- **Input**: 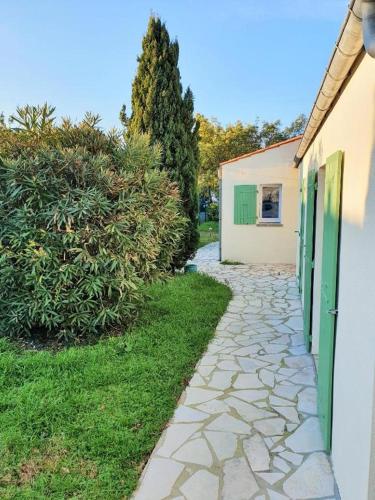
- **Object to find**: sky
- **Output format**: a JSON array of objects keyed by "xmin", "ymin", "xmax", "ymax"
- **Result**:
[{"xmin": 1, "ymin": 0, "xmax": 348, "ymax": 130}]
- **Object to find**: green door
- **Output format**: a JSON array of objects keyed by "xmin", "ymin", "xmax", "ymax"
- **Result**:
[
  {"xmin": 302, "ymin": 169, "xmax": 316, "ymax": 351},
  {"xmin": 318, "ymin": 150, "xmax": 343, "ymax": 451},
  {"xmin": 298, "ymin": 179, "xmax": 305, "ymax": 293}
]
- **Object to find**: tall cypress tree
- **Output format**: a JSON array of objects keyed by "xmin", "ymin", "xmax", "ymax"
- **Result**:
[{"xmin": 127, "ymin": 16, "xmax": 199, "ymax": 267}]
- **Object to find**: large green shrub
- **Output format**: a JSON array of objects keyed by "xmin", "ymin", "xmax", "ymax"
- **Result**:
[{"xmin": 0, "ymin": 135, "xmax": 186, "ymax": 341}]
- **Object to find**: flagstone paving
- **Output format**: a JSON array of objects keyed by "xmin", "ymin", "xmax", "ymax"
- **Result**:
[{"xmin": 132, "ymin": 243, "xmax": 339, "ymax": 500}]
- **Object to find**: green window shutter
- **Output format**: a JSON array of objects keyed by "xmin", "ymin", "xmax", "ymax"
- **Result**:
[{"xmin": 234, "ymin": 185, "xmax": 257, "ymax": 224}]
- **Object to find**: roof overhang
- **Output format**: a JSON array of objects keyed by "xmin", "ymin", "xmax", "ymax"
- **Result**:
[{"xmin": 294, "ymin": 0, "xmax": 375, "ymax": 167}]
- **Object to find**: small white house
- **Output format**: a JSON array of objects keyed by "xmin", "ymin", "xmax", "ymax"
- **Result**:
[
  {"xmin": 296, "ymin": 1, "xmax": 375, "ymax": 499},
  {"xmin": 219, "ymin": 136, "xmax": 301, "ymax": 264}
]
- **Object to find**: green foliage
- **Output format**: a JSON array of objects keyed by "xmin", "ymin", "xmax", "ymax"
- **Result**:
[
  {"xmin": 220, "ymin": 260, "xmax": 244, "ymax": 265},
  {"xmin": 197, "ymin": 113, "xmax": 306, "ymax": 193},
  {"xmin": 9, "ymin": 103, "xmax": 56, "ymax": 132},
  {"xmin": 198, "ymin": 221, "xmax": 219, "ymax": 249},
  {"xmin": 0, "ymin": 273, "xmax": 231, "ymax": 498},
  {"xmin": 127, "ymin": 16, "xmax": 199, "ymax": 268},
  {"xmin": 207, "ymin": 202, "xmax": 219, "ymax": 221},
  {"xmin": 0, "ymin": 132, "xmax": 186, "ymax": 341},
  {"xmin": 0, "ymin": 107, "xmax": 121, "ymax": 159}
]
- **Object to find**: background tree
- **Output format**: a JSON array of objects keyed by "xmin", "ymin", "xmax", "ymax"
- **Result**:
[
  {"xmin": 126, "ymin": 16, "xmax": 199, "ymax": 267},
  {"xmin": 198, "ymin": 114, "xmax": 306, "ymax": 194}
]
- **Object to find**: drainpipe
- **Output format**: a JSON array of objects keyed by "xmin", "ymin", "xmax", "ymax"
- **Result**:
[
  {"xmin": 293, "ymin": 0, "xmax": 363, "ymax": 166},
  {"xmin": 362, "ymin": 0, "xmax": 375, "ymax": 56},
  {"xmin": 294, "ymin": 0, "xmax": 375, "ymax": 166},
  {"xmin": 218, "ymin": 166, "xmax": 222, "ymax": 261}
]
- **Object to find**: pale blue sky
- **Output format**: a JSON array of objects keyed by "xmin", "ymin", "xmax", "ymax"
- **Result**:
[{"xmin": 1, "ymin": 0, "xmax": 347, "ymax": 129}]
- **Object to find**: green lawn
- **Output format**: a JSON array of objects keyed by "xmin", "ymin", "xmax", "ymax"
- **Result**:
[
  {"xmin": 198, "ymin": 220, "xmax": 219, "ymax": 248},
  {"xmin": 0, "ymin": 274, "xmax": 231, "ymax": 499}
]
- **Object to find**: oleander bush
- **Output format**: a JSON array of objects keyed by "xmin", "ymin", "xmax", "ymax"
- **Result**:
[{"xmin": 0, "ymin": 134, "xmax": 186, "ymax": 341}]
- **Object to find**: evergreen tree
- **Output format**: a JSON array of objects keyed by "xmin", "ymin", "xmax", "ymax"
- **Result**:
[{"xmin": 127, "ymin": 16, "xmax": 199, "ymax": 267}]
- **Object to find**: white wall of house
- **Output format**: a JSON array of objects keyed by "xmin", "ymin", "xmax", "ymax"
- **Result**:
[
  {"xmin": 300, "ymin": 52, "xmax": 375, "ymax": 500},
  {"xmin": 220, "ymin": 139, "xmax": 300, "ymax": 264}
]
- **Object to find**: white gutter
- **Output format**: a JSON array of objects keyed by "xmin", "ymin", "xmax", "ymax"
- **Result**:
[{"xmin": 294, "ymin": 0, "xmax": 365, "ymax": 165}]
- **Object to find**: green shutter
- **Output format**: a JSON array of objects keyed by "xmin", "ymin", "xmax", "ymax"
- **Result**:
[
  {"xmin": 318, "ymin": 150, "xmax": 343, "ymax": 451},
  {"xmin": 234, "ymin": 185, "xmax": 257, "ymax": 224}
]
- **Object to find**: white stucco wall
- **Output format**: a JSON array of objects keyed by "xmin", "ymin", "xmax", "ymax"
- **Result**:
[
  {"xmin": 300, "ymin": 53, "xmax": 375, "ymax": 500},
  {"xmin": 220, "ymin": 139, "xmax": 300, "ymax": 264}
]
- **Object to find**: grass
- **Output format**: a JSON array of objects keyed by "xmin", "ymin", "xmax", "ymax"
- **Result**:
[
  {"xmin": 0, "ymin": 273, "xmax": 231, "ymax": 499},
  {"xmin": 220, "ymin": 260, "xmax": 244, "ymax": 266},
  {"xmin": 198, "ymin": 220, "xmax": 219, "ymax": 248}
]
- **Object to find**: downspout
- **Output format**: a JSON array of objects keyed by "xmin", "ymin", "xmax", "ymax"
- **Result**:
[
  {"xmin": 294, "ymin": 0, "xmax": 363, "ymax": 166},
  {"xmin": 362, "ymin": 0, "xmax": 375, "ymax": 56},
  {"xmin": 218, "ymin": 166, "xmax": 222, "ymax": 261},
  {"xmin": 294, "ymin": 0, "xmax": 375, "ymax": 167}
]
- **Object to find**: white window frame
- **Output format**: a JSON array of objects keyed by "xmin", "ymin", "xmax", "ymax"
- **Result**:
[{"xmin": 258, "ymin": 184, "xmax": 282, "ymax": 223}]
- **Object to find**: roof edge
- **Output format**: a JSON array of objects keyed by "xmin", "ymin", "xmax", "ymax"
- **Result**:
[
  {"xmin": 219, "ymin": 135, "xmax": 303, "ymax": 166},
  {"xmin": 294, "ymin": 0, "xmax": 364, "ymax": 166}
]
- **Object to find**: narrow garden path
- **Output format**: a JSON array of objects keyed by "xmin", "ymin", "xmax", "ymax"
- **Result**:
[{"xmin": 132, "ymin": 243, "xmax": 338, "ymax": 500}]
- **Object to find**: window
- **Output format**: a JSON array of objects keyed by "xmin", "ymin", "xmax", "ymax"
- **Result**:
[{"xmin": 259, "ymin": 184, "xmax": 282, "ymax": 223}]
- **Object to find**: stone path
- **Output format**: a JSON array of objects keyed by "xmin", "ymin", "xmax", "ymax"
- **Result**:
[{"xmin": 132, "ymin": 243, "xmax": 338, "ymax": 500}]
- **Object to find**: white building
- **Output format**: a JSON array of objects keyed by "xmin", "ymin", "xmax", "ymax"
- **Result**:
[
  {"xmin": 219, "ymin": 136, "xmax": 301, "ymax": 264},
  {"xmin": 296, "ymin": 1, "xmax": 375, "ymax": 498}
]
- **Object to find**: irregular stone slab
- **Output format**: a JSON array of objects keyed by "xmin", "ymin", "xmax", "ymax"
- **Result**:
[
  {"xmin": 238, "ymin": 357, "xmax": 270, "ymax": 372},
  {"xmin": 263, "ymin": 344, "xmax": 287, "ymax": 354},
  {"xmin": 285, "ymin": 417, "xmax": 324, "ymax": 452},
  {"xmin": 254, "ymin": 417, "xmax": 286, "ymax": 436},
  {"xmin": 199, "ymin": 354, "xmax": 217, "ymax": 365},
  {"xmin": 258, "ymin": 354, "xmax": 285, "ymax": 364},
  {"xmin": 273, "ymin": 384, "xmax": 301, "ymax": 400},
  {"xmin": 184, "ymin": 387, "xmax": 223, "ymax": 406},
  {"xmin": 206, "ymin": 413, "xmax": 251, "ymax": 434},
  {"xmin": 208, "ymin": 370, "xmax": 235, "ymax": 390},
  {"xmin": 189, "ymin": 373, "xmax": 206, "ymax": 387},
  {"xmin": 285, "ymin": 316, "xmax": 303, "ymax": 330},
  {"xmin": 134, "ymin": 457, "xmax": 184, "ymax": 500},
  {"xmin": 196, "ymin": 399, "xmax": 229, "ymax": 414},
  {"xmin": 173, "ymin": 406, "xmax": 208, "ymax": 423},
  {"xmin": 272, "ymin": 405, "xmax": 300, "ymax": 424},
  {"xmin": 198, "ymin": 365, "xmax": 215, "ymax": 377},
  {"xmin": 157, "ymin": 423, "xmax": 202, "ymax": 457},
  {"xmin": 218, "ymin": 360, "xmax": 240, "ymax": 371},
  {"xmin": 180, "ymin": 470, "xmax": 219, "ymax": 500},
  {"xmin": 290, "ymin": 333, "xmax": 305, "ymax": 346},
  {"xmin": 223, "ymin": 457, "xmax": 259, "ymax": 499},
  {"xmin": 269, "ymin": 395, "xmax": 295, "ymax": 406},
  {"xmin": 233, "ymin": 373, "xmax": 264, "ymax": 389},
  {"xmin": 284, "ymin": 355, "xmax": 313, "ymax": 369},
  {"xmin": 289, "ymin": 423, "xmax": 299, "ymax": 432},
  {"xmin": 267, "ymin": 489, "xmax": 289, "ymax": 500},
  {"xmin": 173, "ymin": 437, "xmax": 212, "ymax": 467},
  {"xmin": 288, "ymin": 345, "xmax": 307, "ymax": 356},
  {"xmin": 205, "ymin": 430, "xmax": 237, "ymax": 461},
  {"xmin": 283, "ymin": 452, "xmax": 335, "ymax": 498},
  {"xmin": 226, "ymin": 397, "xmax": 276, "ymax": 421},
  {"xmin": 256, "ymin": 472, "xmax": 284, "ymax": 485},
  {"xmin": 297, "ymin": 387, "xmax": 317, "ymax": 414},
  {"xmin": 278, "ymin": 367, "xmax": 297, "ymax": 376},
  {"xmin": 230, "ymin": 389, "xmax": 269, "ymax": 403},
  {"xmin": 259, "ymin": 368, "xmax": 275, "ymax": 387},
  {"xmin": 243, "ymin": 433, "xmax": 270, "ymax": 471},
  {"xmin": 278, "ymin": 450, "xmax": 303, "ymax": 465},
  {"xmin": 233, "ymin": 344, "xmax": 263, "ymax": 355},
  {"xmin": 289, "ymin": 367, "xmax": 316, "ymax": 386},
  {"xmin": 273, "ymin": 456, "xmax": 291, "ymax": 473}
]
